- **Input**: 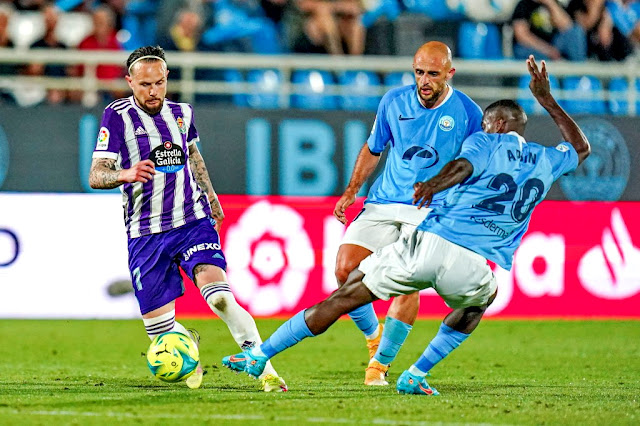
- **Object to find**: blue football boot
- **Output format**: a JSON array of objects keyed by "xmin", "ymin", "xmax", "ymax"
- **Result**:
[
  {"xmin": 396, "ymin": 370, "xmax": 439, "ymax": 396},
  {"xmin": 222, "ymin": 351, "xmax": 248, "ymax": 373}
]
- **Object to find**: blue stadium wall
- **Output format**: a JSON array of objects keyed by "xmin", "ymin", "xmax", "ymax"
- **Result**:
[{"xmin": 0, "ymin": 105, "xmax": 637, "ymax": 201}]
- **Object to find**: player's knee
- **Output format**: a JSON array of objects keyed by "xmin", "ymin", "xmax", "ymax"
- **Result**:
[
  {"xmin": 396, "ymin": 292, "xmax": 419, "ymax": 306},
  {"xmin": 335, "ymin": 257, "xmax": 360, "ymax": 286},
  {"xmin": 334, "ymin": 264, "xmax": 350, "ymax": 286},
  {"xmin": 193, "ymin": 264, "xmax": 225, "ymax": 286},
  {"xmin": 486, "ymin": 289, "xmax": 498, "ymax": 307}
]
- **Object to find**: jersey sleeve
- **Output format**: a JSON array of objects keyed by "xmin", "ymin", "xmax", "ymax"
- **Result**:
[
  {"xmin": 187, "ymin": 104, "xmax": 200, "ymax": 146},
  {"xmin": 456, "ymin": 132, "xmax": 492, "ymax": 180},
  {"xmin": 92, "ymin": 107, "xmax": 124, "ymax": 160},
  {"xmin": 366, "ymin": 92, "xmax": 392, "ymax": 154},
  {"xmin": 459, "ymin": 93, "xmax": 483, "ymax": 138},
  {"xmin": 545, "ymin": 142, "xmax": 579, "ymax": 180},
  {"xmin": 466, "ymin": 106, "xmax": 483, "ymax": 137}
]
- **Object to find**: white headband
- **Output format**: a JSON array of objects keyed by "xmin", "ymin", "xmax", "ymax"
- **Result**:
[{"xmin": 127, "ymin": 55, "xmax": 166, "ymax": 74}]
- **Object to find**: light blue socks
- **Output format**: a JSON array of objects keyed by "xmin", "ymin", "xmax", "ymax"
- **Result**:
[
  {"xmin": 373, "ymin": 316, "xmax": 412, "ymax": 365},
  {"xmin": 412, "ymin": 322, "xmax": 469, "ymax": 376},
  {"xmin": 259, "ymin": 310, "xmax": 315, "ymax": 358},
  {"xmin": 348, "ymin": 303, "xmax": 379, "ymax": 337}
]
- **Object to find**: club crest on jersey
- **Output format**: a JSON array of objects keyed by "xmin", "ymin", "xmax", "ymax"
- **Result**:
[
  {"xmin": 176, "ymin": 117, "xmax": 187, "ymax": 134},
  {"xmin": 438, "ymin": 115, "xmax": 455, "ymax": 131},
  {"xmin": 151, "ymin": 141, "xmax": 186, "ymax": 173},
  {"xmin": 95, "ymin": 127, "xmax": 110, "ymax": 150}
]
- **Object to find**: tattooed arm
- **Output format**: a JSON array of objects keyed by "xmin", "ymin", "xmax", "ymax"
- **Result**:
[
  {"xmin": 89, "ymin": 158, "xmax": 156, "ymax": 189},
  {"xmin": 188, "ymin": 144, "xmax": 225, "ymax": 230}
]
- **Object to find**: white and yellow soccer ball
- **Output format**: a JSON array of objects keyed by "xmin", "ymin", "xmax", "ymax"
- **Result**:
[{"xmin": 146, "ymin": 332, "xmax": 199, "ymax": 382}]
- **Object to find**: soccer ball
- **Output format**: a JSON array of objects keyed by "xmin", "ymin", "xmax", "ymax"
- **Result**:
[{"xmin": 146, "ymin": 332, "xmax": 199, "ymax": 382}]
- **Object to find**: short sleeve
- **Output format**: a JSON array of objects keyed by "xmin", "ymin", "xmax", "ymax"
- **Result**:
[
  {"xmin": 187, "ymin": 104, "xmax": 199, "ymax": 146},
  {"xmin": 456, "ymin": 132, "xmax": 492, "ymax": 180},
  {"xmin": 92, "ymin": 107, "xmax": 124, "ymax": 160},
  {"xmin": 463, "ymin": 99, "xmax": 483, "ymax": 138},
  {"xmin": 366, "ymin": 94, "xmax": 392, "ymax": 154},
  {"xmin": 545, "ymin": 142, "xmax": 579, "ymax": 180}
]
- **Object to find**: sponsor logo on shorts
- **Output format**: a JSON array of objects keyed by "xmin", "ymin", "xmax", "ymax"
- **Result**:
[{"xmin": 183, "ymin": 242, "xmax": 222, "ymax": 261}]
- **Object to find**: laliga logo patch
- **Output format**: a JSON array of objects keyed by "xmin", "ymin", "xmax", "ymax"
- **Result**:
[
  {"xmin": 150, "ymin": 141, "xmax": 185, "ymax": 173},
  {"xmin": 95, "ymin": 127, "xmax": 110, "ymax": 150},
  {"xmin": 438, "ymin": 115, "xmax": 455, "ymax": 131},
  {"xmin": 176, "ymin": 117, "xmax": 187, "ymax": 134},
  {"xmin": 225, "ymin": 201, "xmax": 314, "ymax": 316}
]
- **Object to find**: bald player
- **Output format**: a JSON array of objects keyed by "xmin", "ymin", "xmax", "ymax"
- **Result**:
[
  {"xmin": 223, "ymin": 55, "xmax": 590, "ymax": 395},
  {"xmin": 331, "ymin": 41, "xmax": 483, "ymax": 385}
]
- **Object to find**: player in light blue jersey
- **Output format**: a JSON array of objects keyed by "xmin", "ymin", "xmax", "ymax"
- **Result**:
[
  {"xmin": 332, "ymin": 41, "xmax": 483, "ymax": 385},
  {"xmin": 222, "ymin": 56, "xmax": 590, "ymax": 395}
]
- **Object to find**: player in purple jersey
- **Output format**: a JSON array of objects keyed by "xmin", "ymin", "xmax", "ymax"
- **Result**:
[
  {"xmin": 223, "ymin": 56, "xmax": 590, "ymax": 395},
  {"xmin": 88, "ymin": 45, "xmax": 287, "ymax": 392},
  {"xmin": 332, "ymin": 41, "xmax": 483, "ymax": 386}
]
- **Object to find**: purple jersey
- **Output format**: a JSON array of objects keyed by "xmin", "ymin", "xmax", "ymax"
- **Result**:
[{"xmin": 92, "ymin": 97, "xmax": 211, "ymax": 238}]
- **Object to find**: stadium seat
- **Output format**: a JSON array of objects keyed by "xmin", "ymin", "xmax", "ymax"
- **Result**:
[
  {"xmin": 338, "ymin": 70, "xmax": 382, "ymax": 111},
  {"xmin": 401, "ymin": 0, "xmax": 464, "ymax": 20},
  {"xmin": 246, "ymin": 69, "xmax": 283, "ymax": 109},
  {"xmin": 517, "ymin": 74, "xmax": 561, "ymax": 115},
  {"xmin": 8, "ymin": 12, "xmax": 44, "ymax": 49},
  {"xmin": 562, "ymin": 76, "xmax": 607, "ymax": 115},
  {"xmin": 121, "ymin": 1, "xmax": 157, "ymax": 50},
  {"xmin": 457, "ymin": 21, "xmax": 503, "ymax": 59},
  {"xmin": 223, "ymin": 69, "xmax": 247, "ymax": 107},
  {"xmin": 55, "ymin": 0, "xmax": 83, "ymax": 11},
  {"xmin": 608, "ymin": 77, "xmax": 640, "ymax": 115},
  {"xmin": 291, "ymin": 70, "xmax": 338, "ymax": 110},
  {"xmin": 55, "ymin": 13, "xmax": 93, "ymax": 48},
  {"xmin": 384, "ymin": 71, "xmax": 414, "ymax": 88},
  {"xmin": 361, "ymin": 0, "xmax": 401, "ymax": 28},
  {"xmin": 202, "ymin": 0, "xmax": 282, "ymax": 54}
]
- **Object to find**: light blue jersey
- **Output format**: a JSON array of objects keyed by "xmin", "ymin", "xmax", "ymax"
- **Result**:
[
  {"xmin": 366, "ymin": 84, "xmax": 482, "ymax": 207},
  {"xmin": 418, "ymin": 131, "xmax": 579, "ymax": 270}
]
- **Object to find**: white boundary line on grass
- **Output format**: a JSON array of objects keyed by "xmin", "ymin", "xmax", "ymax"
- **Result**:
[{"xmin": 11, "ymin": 409, "xmax": 502, "ymax": 425}]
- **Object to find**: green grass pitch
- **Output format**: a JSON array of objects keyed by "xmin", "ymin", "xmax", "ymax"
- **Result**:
[{"xmin": 0, "ymin": 319, "xmax": 638, "ymax": 425}]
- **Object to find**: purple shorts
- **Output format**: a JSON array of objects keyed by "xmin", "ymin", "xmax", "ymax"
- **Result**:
[{"xmin": 128, "ymin": 217, "xmax": 227, "ymax": 315}]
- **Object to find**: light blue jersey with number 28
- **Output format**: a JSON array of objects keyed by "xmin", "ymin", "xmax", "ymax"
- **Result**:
[{"xmin": 418, "ymin": 131, "xmax": 579, "ymax": 270}]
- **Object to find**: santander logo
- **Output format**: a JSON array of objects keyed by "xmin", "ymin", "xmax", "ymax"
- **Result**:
[{"xmin": 578, "ymin": 209, "xmax": 640, "ymax": 299}]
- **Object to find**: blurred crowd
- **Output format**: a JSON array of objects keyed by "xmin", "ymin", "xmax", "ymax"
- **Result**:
[{"xmin": 0, "ymin": 0, "xmax": 638, "ymax": 106}]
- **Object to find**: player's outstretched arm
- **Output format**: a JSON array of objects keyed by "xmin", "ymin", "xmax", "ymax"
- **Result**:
[
  {"xmin": 89, "ymin": 158, "xmax": 156, "ymax": 189},
  {"xmin": 188, "ymin": 144, "xmax": 224, "ymax": 231},
  {"xmin": 413, "ymin": 158, "xmax": 473, "ymax": 208},
  {"xmin": 527, "ymin": 55, "xmax": 591, "ymax": 164},
  {"xmin": 333, "ymin": 142, "xmax": 381, "ymax": 225}
]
